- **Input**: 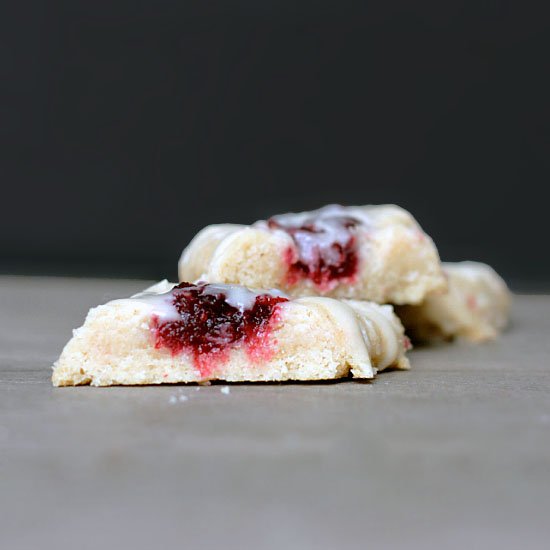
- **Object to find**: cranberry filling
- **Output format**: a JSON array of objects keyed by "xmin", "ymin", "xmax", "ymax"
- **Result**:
[
  {"xmin": 151, "ymin": 282, "xmax": 288, "ymax": 373},
  {"xmin": 268, "ymin": 213, "xmax": 360, "ymax": 289}
]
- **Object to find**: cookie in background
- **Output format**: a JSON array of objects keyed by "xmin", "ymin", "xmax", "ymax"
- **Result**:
[
  {"xmin": 396, "ymin": 261, "xmax": 511, "ymax": 343},
  {"xmin": 179, "ymin": 204, "xmax": 447, "ymax": 306}
]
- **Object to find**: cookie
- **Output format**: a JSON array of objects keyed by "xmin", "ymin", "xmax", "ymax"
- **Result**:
[
  {"xmin": 179, "ymin": 204, "xmax": 446, "ymax": 305},
  {"xmin": 397, "ymin": 261, "xmax": 511, "ymax": 342},
  {"xmin": 52, "ymin": 280, "xmax": 410, "ymax": 386}
]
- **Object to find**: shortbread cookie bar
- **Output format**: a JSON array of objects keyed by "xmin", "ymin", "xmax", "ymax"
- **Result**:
[
  {"xmin": 179, "ymin": 205, "xmax": 446, "ymax": 305},
  {"xmin": 397, "ymin": 261, "xmax": 510, "ymax": 342},
  {"xmin": 52, "ymin": 280, "xmax": 410, "ymax": 387}
]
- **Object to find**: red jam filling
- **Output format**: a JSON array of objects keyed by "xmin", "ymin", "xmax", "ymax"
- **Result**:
[
  {"xmin": 151, "ymin": 282, "xmax": 288, "ymax": 375},
  {"xmin": 268, "ymin": 213, "xmax": 360, "ymax": 289}
]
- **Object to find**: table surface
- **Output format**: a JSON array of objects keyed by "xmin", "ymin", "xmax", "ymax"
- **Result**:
[{"xmin": 1, "ymin": 276, "xmax": 549, "ymax": 550}]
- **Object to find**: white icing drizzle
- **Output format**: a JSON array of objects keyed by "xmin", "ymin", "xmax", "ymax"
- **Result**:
[
  {"xmin": 199, "ymin": 283, "xmax": 288, "ymax": 311},
  {"xmin": 255, "ymin": 205, "xmax": 372, "ymax": 268},
  {"xmin": 131, "ymin": 280, "xmax": 288, "ymax": 318},
  {"xmin": 290, "ymin": 218, "xmax": 353, "ymax": 265},
  {"xmin": 295, "ymin": 296, "xmax": 374, "ymax": 377},
  {"xmin": 296, "ymin": 296, "xmax": 405, "ymax": 374},
  {"xmin": 133, "ymin": 280, "xmax": 177, "ymax": 297},
  {"xmin": 344, "ymin": 301, "xmax": 401, "ymax": 369},
  {"xmin": 268, "ymin": 204, "xmax": 372, "ymax": 228},
  {"xmin": 131, "ymin": 280, "xmax": 180, "ymax": 321}
]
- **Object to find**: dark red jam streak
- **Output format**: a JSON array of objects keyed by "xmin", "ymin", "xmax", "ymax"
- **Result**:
[
  {"xmin": 268, "ymin": 215, "xmax": 360, "ymax": 290},
  {"xmin": 151, "ymin": 282, "xmax": 288, "ymax": 376}
]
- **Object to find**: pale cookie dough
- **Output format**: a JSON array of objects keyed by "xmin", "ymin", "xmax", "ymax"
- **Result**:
[
  {"xmin": 397, "ymin": 261, "xmax": 511, "ymax": 343},
  {"xmin": 52, "ymin": 280, "xmax": 410, "ymax": 387},
  {"xmin": 179, "ymin": 204, "xmax": 447, "ymax": 305}
]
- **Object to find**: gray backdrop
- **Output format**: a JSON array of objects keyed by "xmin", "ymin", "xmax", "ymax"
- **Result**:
[{"xmin": 2, "ymin": 1, "xmax": 547, "ymax": 288}]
